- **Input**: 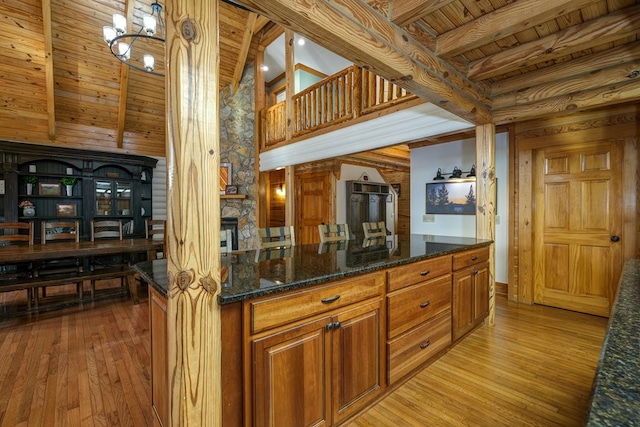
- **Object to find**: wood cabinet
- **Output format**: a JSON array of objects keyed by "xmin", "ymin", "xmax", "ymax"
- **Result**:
[
  {"xmin": 0, "ymin": 141, "xmax": 156, "ymax": 241},
  {"xmin": 248, "ymin": 272, "xmax": 385, "ymax": 427},
  {"xmin": 386, "ymin": 255, "xmax": 452, "ymax": 384},
  {"xmin": 452, "ymin": 247, "xmax": 490, "ymax": 342},
  {"xmin": 149, "ymin": 286, "xmax": 168, "ymax": 427},
  {"xmin": 346, "ymin": 180, "xmax": 389, "ymax": 239}
]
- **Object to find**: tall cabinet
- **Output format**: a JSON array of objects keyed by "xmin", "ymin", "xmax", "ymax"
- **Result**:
[
  {"xmin": 346, "ymin": 180, "xmax": 390, "ymax": 239},
  {"xmin": 0, "ymin": 141, "xmax": 157, "ymax": 241}
]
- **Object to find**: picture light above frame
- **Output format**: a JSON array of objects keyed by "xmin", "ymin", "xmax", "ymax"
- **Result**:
[{"xmin": 433, "ymin": 164, "xmax": 475, "ymax": 180}]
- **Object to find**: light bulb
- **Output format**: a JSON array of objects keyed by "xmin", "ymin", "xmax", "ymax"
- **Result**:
[
  {"xmin": 103, "ymin": 26, "xmax": 116, "ymax": 44},
  {"xmin": 143, "ymin": 15, "xmax": 157, "ymax": 36},
  {"xmin": 113, "ymin": 14, "xmax": 127, "ymax": 35},
  {"xmin": 118, "ymin": 42, "xmax": 130, "ymax": 60},
  {"xmin": 143, "ymin": 54, "xmax": 155, "ymax": 72}
]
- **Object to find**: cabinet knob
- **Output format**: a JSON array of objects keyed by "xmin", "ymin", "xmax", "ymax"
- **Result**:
[
  {"xmin": 473, "ymin": 269, "xmax": 479, "ymax": 275},
  {"xmin": 327, "ymin": 322, "xmax": 334, "ymax": 331},
  {"xmin": 419, "ymin": 300, "xmax": 431, "ymax": 308},
  {"xmin": 419, "ymin": 270, "xmax": 431, "ymax": 276},
  {"xmin": 419, "ymin": 340, "xmax": 431, "ymax": 350},
  {"xmin": 471, "ymin": 255, "xmax": 478, "ymax": 261},
  {"xmin": 321, "ymin": 295, "xmax": 340, "ymax": 304}
]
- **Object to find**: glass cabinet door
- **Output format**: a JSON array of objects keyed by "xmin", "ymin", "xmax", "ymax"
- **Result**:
[
  {"xmin": 95, "ymin": 180, "xmax": 113, "ymax": 216},
  {"xmin": 116, "ymin": 181, "xmax": 131, "ymax": 215}
]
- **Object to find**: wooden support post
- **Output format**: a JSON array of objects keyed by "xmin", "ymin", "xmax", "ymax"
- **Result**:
[
  {"xmin": 476, "ymin": 124, "xmax": 496, "ymax": 326},
  {"xmin": 285, "ymin": 29, "xmax": 295, "ymax": 140},
  {"xmin": 165, "ymin": 0, "xmax": 222, "ymax": 425}
]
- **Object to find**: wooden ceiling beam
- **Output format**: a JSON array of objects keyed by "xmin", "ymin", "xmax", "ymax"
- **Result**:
[
  {"xmin": 437, "ymin": 0, "xmax": 595, "ymax": 58},
  {"xmin": 238, "ymin": 0, "xmax": 491, "ymax": 125},
  {"xmin": 468, "ymin": 4, "xmax": 640, "ymax": 81},
  {"xmin": 492, "ymin": 42, "xmax": 640, "ymax": 97},
  {"xmin": 253, "ymin": 15, "xmax": 270, "ymax": 33},
  {"xmin": 390, "ymin": 0, "xmax": 455, "ymax": 27},
  {"xmin": 492, "ymin": 78, "xmax": 640, "ymax": 124},
  {"xmin": 116, "ymin": 0, "xmax": 135, "ymax": 149},
  {"xmin": 231, "ymin": 12, "xmax": 257, "ymax": 93},
  {"xmin": 492, "ymin": 61, "xmax": 640, "ymax": 110},
  {"xmin": 42, "ymin": 0, "xmax": 56, "ymax": 140}
]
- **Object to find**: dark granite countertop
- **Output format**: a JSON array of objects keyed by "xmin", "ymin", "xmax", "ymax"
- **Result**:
[
  {"xmin": 587, "ymin": 258, "xmax": 640, "ymax": 426},
  {"xmin": 134, "ymin": 234, "xmax": 491, "ymax": 305}
]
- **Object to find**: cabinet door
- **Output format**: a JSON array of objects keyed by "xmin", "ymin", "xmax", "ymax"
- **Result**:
[
  {"xmin": 331, "ymin": 299, "xmax": 384, "ymax": 424},
  {"xmin": 452, "ymin": 268, "xmax": 474, "ymax": 341},
  {"xmin": 473, "ymin": 262, "xmax": 490, "ymax": 324},
  {"xmin": 253, "ymin": 317, "xmax": 331, "ymax": 427}
]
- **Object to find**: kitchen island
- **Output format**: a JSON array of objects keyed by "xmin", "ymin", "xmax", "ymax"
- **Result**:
[{"xmin": 136, "ymin": 234, "xmax": 492, "ymax": 426}]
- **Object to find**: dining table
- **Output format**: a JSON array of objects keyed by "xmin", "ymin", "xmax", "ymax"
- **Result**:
[
  {"xmin": 0, "ymin": 238, "xmax": 163, "ymax": 263},
  {"xmin": 0, "ymin": 238, "xmax": 164, "ymax": 306}
]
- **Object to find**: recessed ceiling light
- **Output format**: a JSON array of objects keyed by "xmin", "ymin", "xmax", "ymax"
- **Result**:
[
  {"xmin": 260, "ymin": 64, "xmax": 269, "ymax": 71},
  {"xmin": 297, "ymin": 38, "xmax": 305, "ymax": 46}
]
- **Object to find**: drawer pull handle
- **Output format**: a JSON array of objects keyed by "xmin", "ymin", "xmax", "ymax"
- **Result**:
[
  {"xmin": 420, "ymin": 340, "xmax": 431, "ymax": 350},
  {"xmin": 420, "ymin": 300, "xmax": 431, "ymax": 308},
  {"xmin": 321, "ymin": 295, "xmax": 341, "ymax": 304},
  {"xmin": 471, "ymin": 256, "xmax": 478, "ymax": 261},
  {"xmin": 419, "ymin": 270, "xmax": 431, "ymax": 276}
]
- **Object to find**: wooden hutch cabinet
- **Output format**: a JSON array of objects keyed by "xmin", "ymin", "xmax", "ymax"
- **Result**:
[{"xmin": 0, "ymin": 141, "xmax": 157, "ymax": 241}]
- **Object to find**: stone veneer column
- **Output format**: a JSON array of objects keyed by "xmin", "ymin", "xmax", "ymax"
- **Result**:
[{"xmin": 219, "ymin": 63, "xmax": 256, "ymax": 250}]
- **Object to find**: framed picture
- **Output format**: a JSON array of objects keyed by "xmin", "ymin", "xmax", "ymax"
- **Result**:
[
  {"xmin": 225, "ymin": 185, "xmax": 238, "ymax": 195},
  {"xmin": 39, "ymin": 182, "xmax": 60, "ymax": 196},
  {"xmin": 220, "ymin": 163, "xmax": 232, "ymax": 195},
  {"xmin": 426, "ymin": 179, "xmax": 476, "ymax": 215},
  {"xmin": 56, "ymin": 203, "xmax": 77, "ymax": 217}
]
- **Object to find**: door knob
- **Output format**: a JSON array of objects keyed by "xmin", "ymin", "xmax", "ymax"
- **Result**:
[{"xmin": 610, "ymin": 235, "xmax": 620, "ymax": 242}]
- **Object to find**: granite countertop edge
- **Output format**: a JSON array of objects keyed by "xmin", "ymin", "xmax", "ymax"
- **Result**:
[
  {"xmin": 218, "ymin": 241, "xmax": 490, "ymax": 304},
  {"xmin": 586, "ymin": 258, "xmax": 640, "ymax": 426},
  {"xmin": 135, "ymin": 239, "xmax": 492, "ymax": 305}
]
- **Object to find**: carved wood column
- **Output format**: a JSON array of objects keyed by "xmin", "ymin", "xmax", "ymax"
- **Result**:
[
  {"xmin": 165, "ymin": 0, "xmax": 222, "ymax": 425},
  {"xmin": 476, "ymin": 124, "xmax": 496, "ymax": 326}
]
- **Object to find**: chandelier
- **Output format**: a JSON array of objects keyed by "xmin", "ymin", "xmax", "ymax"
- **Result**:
[{"xmin": 102, "ymin": 1, "xmax": 165, "ymax": 76}]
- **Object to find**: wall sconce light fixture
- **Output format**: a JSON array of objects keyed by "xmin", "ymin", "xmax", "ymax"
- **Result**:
[
  {"xmin": 276, "ymin": 183, "xmax": 286, "ymax": 196},
  {"xmin": 433, "ymin": 164, "xmax": 476, "ymax": 180}
]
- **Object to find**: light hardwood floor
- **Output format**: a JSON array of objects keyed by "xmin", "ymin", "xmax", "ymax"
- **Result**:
[{"xmin": 0, "ymin": 291, "xmax": 607, "ymax": 427}]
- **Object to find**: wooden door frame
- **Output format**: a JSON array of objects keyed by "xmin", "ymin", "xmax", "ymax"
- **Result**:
[{"xmin": 514, "ymin": 131, "xmax": 637, "ymax": 305}]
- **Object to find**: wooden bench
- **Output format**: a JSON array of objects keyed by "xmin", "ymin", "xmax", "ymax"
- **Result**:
[{"xmin": 0, "ymin": 265, "xmax": 142, "ymax": 312}]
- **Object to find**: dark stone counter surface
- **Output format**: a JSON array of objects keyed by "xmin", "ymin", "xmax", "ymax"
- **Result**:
[
  {"xmin": 587, "ymin": 258, "xmax": 640, "ymax": 426},
  {"xmin": 134, "ymin": 234, "xmax": 491, "ymax": 305}
]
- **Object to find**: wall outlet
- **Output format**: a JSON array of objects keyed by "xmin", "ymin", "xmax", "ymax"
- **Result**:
[{"xmin": 423, "ymin": 214, "xmax": 435, "ymax": 222}]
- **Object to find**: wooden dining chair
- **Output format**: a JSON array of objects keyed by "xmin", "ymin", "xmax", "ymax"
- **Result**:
[
  {"xmin": 318, "ymin": 223, "xmax": 350, "ymax": 242},
  {"xmin": 90, "ymin": 219, "xmax": 127, "ymax": 299},
  {"xmin": 220, "ymin": 229, "xmax": 233, "ymax": 254},
  {"xmin": 37, "ymin": 220, "xmax": 83, "ymax": 300},
  {"xmin": 258, "ymin": 226, "xmax": 295, "ymax": 249},
  {"xmin": 145, "ymin": 219, "xmax": 166, "ymax": 259},
  {"xmin": 362, "ymin": 221, "xmax": 387, "ymax": 238},
  {"xmin": 0, "ymin": 222, "xmax": 34, "ymax": 289}
]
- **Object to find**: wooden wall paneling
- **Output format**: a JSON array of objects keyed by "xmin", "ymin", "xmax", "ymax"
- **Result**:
[
  {"xmin": 42, "ymin": 0, "xmax": 55, "ymax": 139},
  {"xmin": 507, "ymin": 125, "xmax": 518, "ymax": 302},
  {"xmin": 164, "ymin": 0, "xmax": 222, "ymax": 424},
  {"xmin": 475, "ymin": 124, "xmax": 496, "ymax": 326},
  {"xmin": 517, "ymin": 148, "xmax": 534, "ymax": 304},
  {"xmin": 623, "ymin": 136, "xmax": 638, "ymax": 259}
]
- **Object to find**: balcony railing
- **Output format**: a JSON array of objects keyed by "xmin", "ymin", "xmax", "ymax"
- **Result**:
[{"xmin": 260, "ymin": 65, "xmax": 417, "ymax": 149}]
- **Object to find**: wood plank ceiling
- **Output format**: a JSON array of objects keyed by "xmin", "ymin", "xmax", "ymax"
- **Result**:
[{"xmin": 1, "ymin": 0, "xmax": 639, "ymax": 158}]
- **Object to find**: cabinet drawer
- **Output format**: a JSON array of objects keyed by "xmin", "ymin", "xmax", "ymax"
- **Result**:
[
  {"xmin": 452, "ymin": 246, "xmax": 489, "ymax": 271},
  {"xmin": 387, "ymin": 255, "xmax": 451, "ymax": 292},
  {"xmin": 250, "ymin": 272, "xmax": 384, "ymax": 334},
  {"xmin": 387, "ymin": 275, "xmax": 451, "ymax": 339},
  {"xmin": 387, "ymin": 311, "xmax": 451, "ymax": 385}
]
